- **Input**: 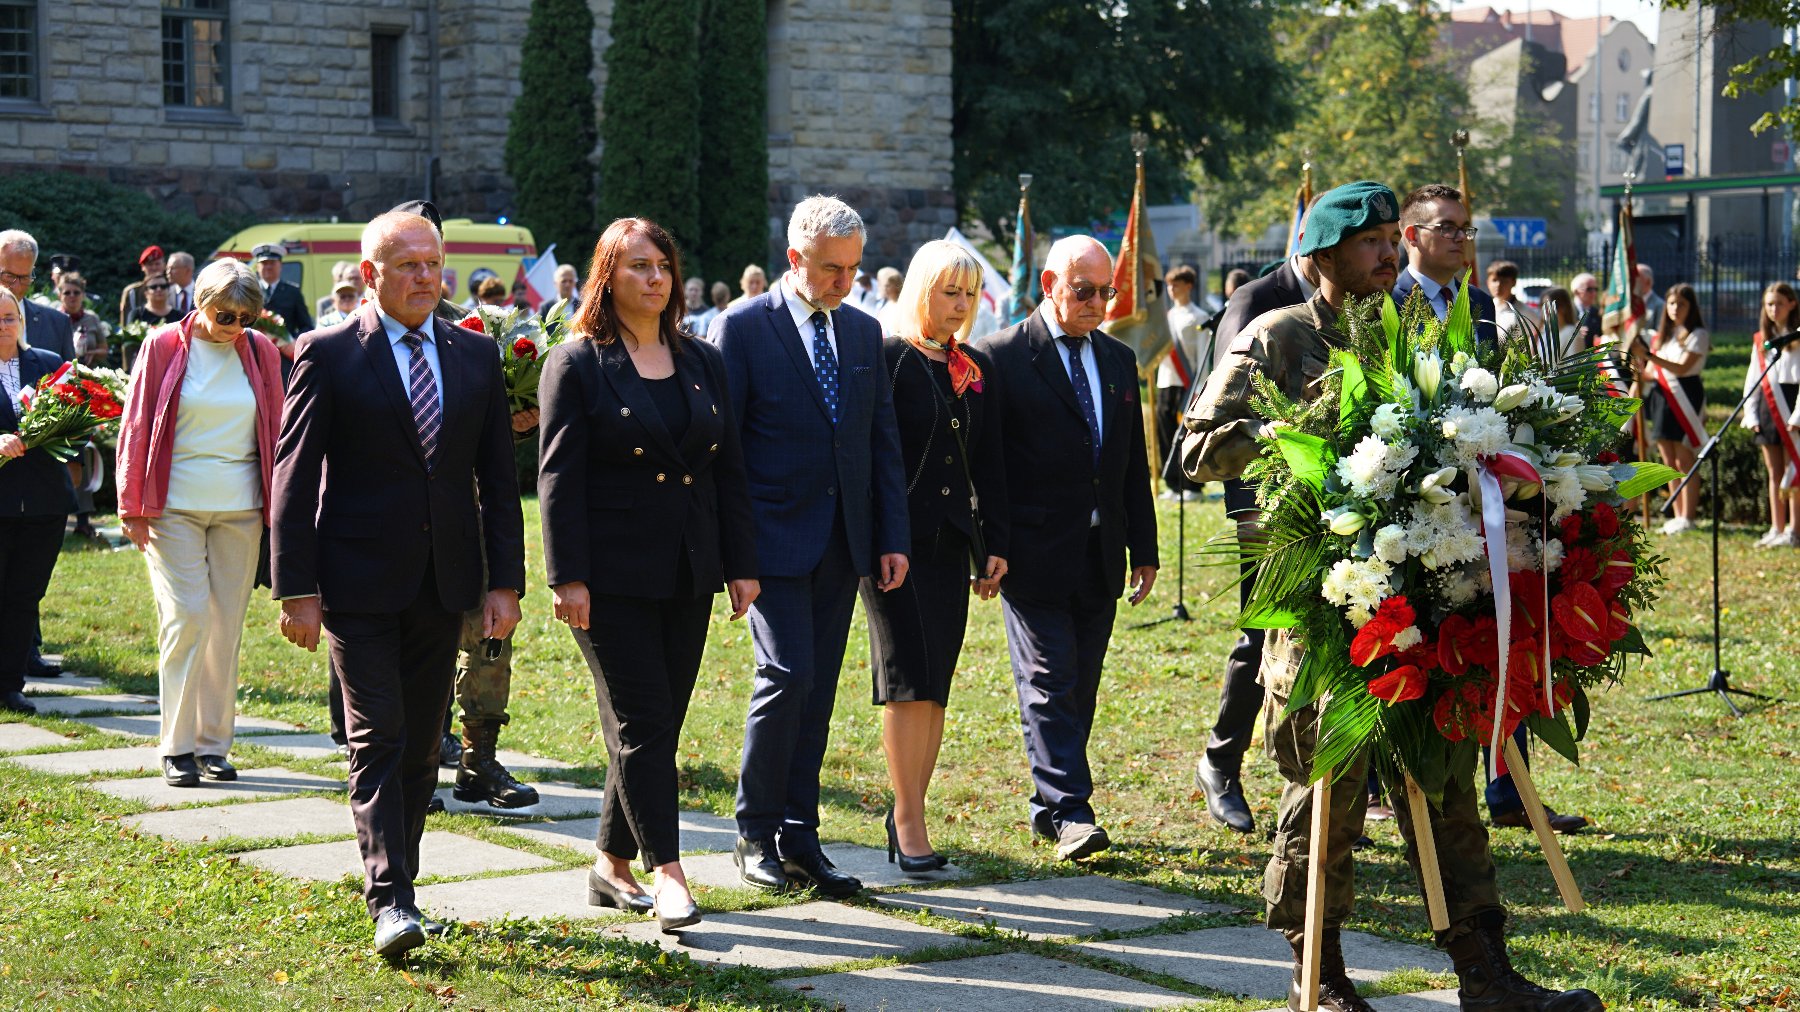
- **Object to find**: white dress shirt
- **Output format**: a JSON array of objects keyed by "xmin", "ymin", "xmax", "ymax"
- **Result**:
[
  {"xmin": 782, "ymin": 274, "xmax": 838, "ymax": 369},
  {"xmin": 376, "ymin": 307, "xmax": 444, "ymax": 407},
  {"xmin": 1405, "ymin": 266, "xmax": 1459, "ymax": 320}
]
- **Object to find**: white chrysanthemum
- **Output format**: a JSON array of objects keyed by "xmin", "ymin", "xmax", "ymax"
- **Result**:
[
  {"xmin": 1544, "ymin": 538, "xmax": 1565, "ymax": 572},
  {"xmin": 1372, "ymin": 524, "xmax": 1408, "ymax": 564},
  {"xmin": 1370, "ymin": 403, "xmax": 1407, "ymax": 439},
  {"xmin": 1346, "ymin": 604, "xmax": 1375, "ymax": 628},
  {"xmin": 1392, "ymin": 626, "xmax": 1423, "ymax": 652},
  {"xmin": 1321, "ymin": 557, "xmax": 1393, "ymax": 615},
  {"xmin": 1438, "ymin": 406, "xmax": 1512, "ymax": 468},
  {"xmin": 1440, "ymin": 569, "xmax": 1479, "ymax": 607},
  {"xmin": 1540, "ymin": 464, "xmax": 1587, "ymax": 520},
  {"xmin": 1334, "ymin": 434, "xmax": 1418, "ymax": 499},
  {"xmin": 1505, "ymin": 524, "xmax": 1539, "ymax": 573},
  {"xmin": 1460, "ymin": 367, "xmax": 1499, "ymax": 402},
  {"xmin": 1406, "ymin": 499, "xmax": 1484, "ymax": 570}
]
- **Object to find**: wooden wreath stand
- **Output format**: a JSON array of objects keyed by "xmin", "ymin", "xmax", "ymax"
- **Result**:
[{"xmin": 1293, "ymin": 740, "xmax": 1585, "ymax": 1011}]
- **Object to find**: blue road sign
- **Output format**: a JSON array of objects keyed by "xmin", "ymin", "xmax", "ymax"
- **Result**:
[{"xmin": 1491, "ymin": 217, "xmax": 1547, "ymax": 248}]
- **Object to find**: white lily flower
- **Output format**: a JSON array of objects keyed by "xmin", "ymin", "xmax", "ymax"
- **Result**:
[
  {"xmin": 1493, "ymin": 384, "xmax": 1531, "ymax": 412},
  {"xmin": 1575, "ymin": 464, "xmax": 1616, "ymax": 491},
  {"xmin": 1418, "ymin": 466, "xmax": 1458, "ymax": 504},
  {"xmin": 1328, "ymin": 510, "xmax": 1368, "ymax": 536},
  {"xmin": 1413, "ymin": 352, "xmax": 1443, "ymax": 402},
  {"xmin": 1513, "ymin": 422, "xmax": 1535, "ymax": 447}
]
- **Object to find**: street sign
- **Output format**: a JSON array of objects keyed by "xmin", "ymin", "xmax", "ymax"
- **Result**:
[
  {"xmin": 1665, "ymin": 144, "xmax": 1685, "ymax": 177},
  {"xmin": 1774, "ymin": 140, "xmax": 1791, "ymax": 165},
  {"xmin": 1492, "ymin": 217, "xmax": 1547, "ymax": 248}
]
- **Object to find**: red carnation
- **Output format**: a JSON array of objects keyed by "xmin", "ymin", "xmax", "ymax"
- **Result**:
[
  {"xmin": 511, "ymin": 337, "xmax": 538, "ymax": 361},
  {"xmin": 457, "ymin": 312, "xmax": 486, "ymax": 334},
  {"xmin": 1559, "ymin": 513, "xmax": 1582, "ymax": 544},
  {"xmin": 1560, "ymin": 546, "xmax": 1600, "ymax": 584},
  {"xmin": 1592, "ymin": 502, "xmax": 1620, "ymax": 538},
  {"xmin": 1367, "ymin": 664, "xmax": 1427, "ymax": 705},
  {"xmin": 1596, "ymin": 450, "xmax": 1619, "ymax": 464}
]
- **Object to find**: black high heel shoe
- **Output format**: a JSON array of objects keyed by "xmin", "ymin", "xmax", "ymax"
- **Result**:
[
  {"xmin": 886, "ymin": 809, "xmax": 945, "ymax": 876},
  {"xmin": 587, "ymin": 867, "xmax": 655, "ymax": 913}
]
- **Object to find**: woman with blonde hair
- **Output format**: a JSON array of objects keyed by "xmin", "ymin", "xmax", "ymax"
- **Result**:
[
  {"xmin": 860, "ymin": 239, "xmax": 1008, "ymax": 873},
  {"xmin": 1742, "ymin": 281, "xmax": 1800, "ymax": 546},
  {"xmin": 116, "ymin": 257, "xmax": 285, "ymax": 785}
]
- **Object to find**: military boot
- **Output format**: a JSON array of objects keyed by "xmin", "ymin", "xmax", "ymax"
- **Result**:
[
  {"xmin": 1286, "ymin": 930, "xmax": 1376, "ymax": 1012},
  {"xmin": 453, "ymin": 721, "xmax": 540, "ymax": 809},
  {"xmin": 1443, "ymin": 912, "xmax": 1604, "ymax": 1012}
]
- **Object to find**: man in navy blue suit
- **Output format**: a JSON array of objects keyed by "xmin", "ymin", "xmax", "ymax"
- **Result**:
[
  {"xmin": 1390, "ymin": 184, "xmax": 1498, "ymax": 346},
  {"xmin": 712, "ymin": 195, "xmax": 909, "ymax": 898}
]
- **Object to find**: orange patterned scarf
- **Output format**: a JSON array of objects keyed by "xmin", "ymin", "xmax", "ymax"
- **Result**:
[{"xmin": 906, "ymin": 335, "xmax": 983, "ymax": 395}]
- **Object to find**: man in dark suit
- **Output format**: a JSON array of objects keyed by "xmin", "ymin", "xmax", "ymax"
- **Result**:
[
  {"xmin": 1390, "ymin": 184, "xmax": 1498, "ymax": 346},
  {"xmin": 0, "ymin": 231, "xmax": 74, "ymax": 363},
  {"xmin": 1184, "ymin": 250, "xmax": 1320, "ymax": 836},
  {"xmin": 253, "ymin": 244, "xmax": 315, "ymax": 340},
  {"xmin": 976, "ymin": 235, "xmax": 1159, "ymax": 862},
  {"xmin": 271, "ymin": 211, "xmax": 524, "ymax": 958},
  {"xmin": 712, "ymin": 195, "xmax": 909, "ymax": 898}
]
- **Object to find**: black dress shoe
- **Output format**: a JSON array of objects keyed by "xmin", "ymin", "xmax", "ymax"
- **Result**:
[
  {"xmin": 1493, "ymin": 806, "xmax": 1589, "ymax": 834},
  {"xmin": 26, "ymin": 653, "xmax": 61, "ymax": 679},
  {"xmin": 420, "ymin": 915, "xmax": 449, "ymax": 937},
  {"xmin": 426, "ymin": 794, "xmax": 446, "ymax": 815},
  {"xmin": 373, "ymin": 907, "xmax": 426, "ymax": 958},
  {"xmin": 162, "ymin": 754, "xmax": 200, "ymax": 787},
  {"xmin": 780, "ymin": 848, "xmax": 862, "ymax": 898},
  {"xmin": 0, "ymin": 690, "xmax": 37, "ymax": 715},
  {"xmin": 586, "ymin": 867, "xmax": 655, "ymax": 912},
  {"xmin": 1195, "ymin": 754, "xmax": 1255, "ymax": 834},
  {"xmin": 733, "ymin": 836, "xmax": 788, "ymax": 892},
  {"xmin": 886, "ymin": 809, "xmax": 942, "ymax": 876},
  {"xmin": 653, "ymin": 890, "xmax": 701, "ymax": 933},
  {"xmin": 438, "ymin": 731, "xmax": 463, "ymax": 768},
  {"xmin": 1054, "ymin": 822, "xmax": 1111, "ymax": 862},
  {"xmin": 197, "ymin": 755, "xmax": 237, "ymax": 781}
]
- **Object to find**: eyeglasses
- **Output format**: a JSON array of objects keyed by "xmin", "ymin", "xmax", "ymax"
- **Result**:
[
  {"xmin": 211, "ymin": 310, "xmax": 261, "ymax": 327},
  {"xmin": 1419, "ymin": 223, "xmax": 1478, "ymax": 240},
  {"xmin": 1068, "ymin": 284, "xmax": 1119, "ymax": 303},
  {"xmin": 0, "ymin": 269, "xmax": 34, "ymax": 286},
  {"xmin": 146, "ymin": 282, "xmax": 171, "ymax": 290},
  {"xmin": 1577, "ymin": 286, "xmax": 1599, "ymax": 294}
]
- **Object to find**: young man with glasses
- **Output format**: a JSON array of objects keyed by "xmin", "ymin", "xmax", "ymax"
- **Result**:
[
  {"xmin": 975, "ymin": 234, "xmax": 1159, "ymax": 862},
  {"xmin": 1392, "ymin": 184, "xmax": 1498, "ymax": 345},
  {"xmin": 0, "ymin": 230, "xmax": 74, "ymax": 364}
]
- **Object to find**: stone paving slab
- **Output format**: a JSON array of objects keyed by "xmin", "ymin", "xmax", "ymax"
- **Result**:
[
  {"xmin": 434, "ymin": 781, "xmax": 602, "ymax": 819},
  {"xmin": 91, "ymin": 767, "xmax": 343, "ymax": 809},
  {"xmin": 125, "ymin": 796, "xmax": 353, "ymax": 843},
  {"xmin": 606, "ymin": 899, "xmax": 976, "ymax": 970},
  {"xmin": 782, "ymin": 952, "xmax": 1194, "ymax": 1011},
  {"xmin": 3, "ymin": 745, "xmax": 165, "ymax": 775},
  {"xmin": 414, "ymin": 868, "xmax": 611, "ymax": 923},
  {"xmin": 239, "ymin": 830, "xmax": 556, "ymax": 881},
  {"xmin": 73, "ymin": 713, "xmax": 301, "ymax": 738},
  {"xmin": 245, "ymin": 733, "xmax": 344, "ymax": 760},
  {"xmin": 1250, "ymin": 990, "xmax": 1460, "ymax": 1011},
  {"xmin": 1078, "ymin": 926, "xmax": 1453, "ymax": 1000},
  {"xmin": 27, "ymin": 693, "xmax": 159, "ymax": 717},
  {"xmin": 21, "ymin": 675, "xmax": 105, "ymax": 694},
  {"xmin": 684, "ymin": 842, "xmax": 967, "ymax": 891},
  {"xmin": 0, "ymin": 723, "xmax": 73, "ymax": 752},
  {"xmin": 879, "ymin": 876, "xmax": 1226, "ymax": 940},
  {"xmin": 493, "ymin": 809, "xmax": 738, "ymax": 857}
]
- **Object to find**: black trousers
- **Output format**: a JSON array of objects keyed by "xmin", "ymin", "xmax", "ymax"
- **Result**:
[
  {"xmin": 325, "ymin": 568, "xmax": 461, "ymax": 919},
  {"xmin": 999, "ymin": 529, "xmax": 1117, "ymax": 837},
  {"xmin": 572, "ymin": 590, "xmax": 713, "ymax": 868},
  {"xmin": 0, "ymin": 515, "xmax": 64, "ymax": 693},
  {"xmin": 1154, "ymin": 386, "xmax": 1196, "ymax": 492},
  {"xmin": 1205, "ymin": 477, "xmax": 1264, "ymax": 775}
]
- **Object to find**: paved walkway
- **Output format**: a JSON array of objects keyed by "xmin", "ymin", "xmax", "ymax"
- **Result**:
[{"xmin": 2, "ymin": 675, "xmax": 1457, "ymax": 1010}]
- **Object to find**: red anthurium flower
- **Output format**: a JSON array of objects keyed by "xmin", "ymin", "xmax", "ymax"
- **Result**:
[
  {"xmin": 1350, "ymin": 596, "xmax": 1416, "ymax": 666},
  {"xmin": 1592, "ymin": 502, "xmax": 1620, "ymax": 538},
  {"xmin": 1395, "ymin": 631, "xmax": 1438, "ymax": 673},
  {"xmin": 1466, "ymin": 615, "xmax": 1500, "ymax": 669},
  {"xmin": 1597, "ymin": 549, "xmax": 1634, "ymax": 596},
  {"xmin": 1551, "ymin": 581, "xmax": 1608, "ymax": 644},
  {"xmin": 1507, "ymin": 640, "xmax": 1550, "ymax": 718},
  {"xmin": 1605, "ymin": 599, "xmax": 1631, "ymax": 642},
  {"xmin": 1565, "ymin": 637, "xmax": 1608, "ymax": 667},
  {"xmin": 1367, "ymin": 664, "xmax": 1427, "ymax": 705},
  {"xmin": 1434, "ymin": 691, "xmax": 1467, "ymax": 742},
  {"xmin": 1560, "ymin": 546, "xmax": 1599, "ymax": 584},
  {"xmin": 1437, "ymin": 614, "xmax": 1474, "ymax": 674},
  {"xmin": 1509, "ymin": 573, "xmax": 1546, "ymax": 638},
  {"xmin": 1551, "ymin": 678, "xmax": 1575, "ymax": 712}
]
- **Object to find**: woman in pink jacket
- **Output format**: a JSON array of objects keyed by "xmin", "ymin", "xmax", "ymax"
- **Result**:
[{"xmin": 116, "ymin": 258, "xmax": 284, "ymax": 788}]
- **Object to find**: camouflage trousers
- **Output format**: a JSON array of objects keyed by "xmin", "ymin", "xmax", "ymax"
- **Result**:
[
  {"xmin": 1261, "ymin": 632, "xmax": 1502, "ymax": 946},
  {"xmin": 454, "ymin": 606, "xmax": 513, "ymax": 726}
]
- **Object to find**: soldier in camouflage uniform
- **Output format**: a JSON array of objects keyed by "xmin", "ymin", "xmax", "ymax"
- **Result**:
[{"xmin": 1181, "ymin": 181, "xmax": 1603, "ymax": 1012}]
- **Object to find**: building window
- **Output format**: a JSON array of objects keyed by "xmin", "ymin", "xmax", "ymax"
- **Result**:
[
  {"xmin": 163, "ymin": 0, "xmax": 229, "ymax": 109},
  {"xmin": 1588, "ymin": 91, "xmax": 1599, "ymax": 122},
  {"xmin": 0, "ymin": 0, "xmax": 38, "ymax": 101},
  {"xmin": 1616, "ymin": 94, "xmax": 1630, "ymax": 122},
  {"xmin": 371, "ymin": 30, "xmax": 402, "ymax": 121}
]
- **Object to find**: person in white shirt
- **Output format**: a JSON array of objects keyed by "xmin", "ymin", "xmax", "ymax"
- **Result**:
[
  {"xmin": 1485, "ymin": 259, "xmax": 1538, "ymax": 338},
  {"xmin": 681, "ymin": 277, "xmax": 716, "ymax": 335},
  {"xmin": 316, "ymin": 280, "xmax": 360, "ymax": 328},
  {"xmin": 729, "ymin": 264, "xmax": 767, "ymax": 307},
  {"xmin": 1742, "ymin": 282, "xmax": 1800, "ymax": 546},
  {"xmin": 1155, "ymin": 265, "xmax": 1208, "ymax": 499},
  {"xmin": 1632, "ymin": 283, "xmax": 1710, "ymax": 533}
]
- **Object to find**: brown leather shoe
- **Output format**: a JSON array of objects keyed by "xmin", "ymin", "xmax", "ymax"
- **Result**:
[{"xmin": 1492, "ymin": 807, "xmax": 1588, "ymax": 834}]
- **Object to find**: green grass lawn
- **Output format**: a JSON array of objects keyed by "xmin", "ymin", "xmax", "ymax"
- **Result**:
[{"xmin": 3, "ymin": 496, "xmax": 1796, "ymax": 1010}]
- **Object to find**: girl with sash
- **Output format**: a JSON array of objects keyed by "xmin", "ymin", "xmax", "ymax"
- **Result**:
[
  {"xmin": 1633, "ymin": 283, "xmax": 1710, "ymax": 534},
  {"xmin": 1742, "ymin": 282, "xmax": 1800, "ymax": 547}
]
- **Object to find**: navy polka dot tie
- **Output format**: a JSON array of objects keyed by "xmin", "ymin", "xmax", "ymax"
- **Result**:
[
  {"xmin": 811, "ymin": 311, "xmax": 840, "ymax": 425},
  {"xmin": 1061, "ymin": 334, "xmax": 1100, "ymax": 469}
]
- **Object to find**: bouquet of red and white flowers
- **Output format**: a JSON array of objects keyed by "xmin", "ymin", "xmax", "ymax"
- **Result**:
[
  {"xmin": 458, "ymin": 302, "xmax": 569, "ymax": 414},
  {"xmin": 1222, "ymin": 282, "xmax": 1680, "ymax": 797},
  {"xmin": 2, "ymin": 362, "xmax": 126, "ymax": 468}
]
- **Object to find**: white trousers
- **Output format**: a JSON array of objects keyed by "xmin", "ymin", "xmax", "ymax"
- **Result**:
[{"xmin": 144, "ymin": 508, "xmax": 262, "ymax": 757}]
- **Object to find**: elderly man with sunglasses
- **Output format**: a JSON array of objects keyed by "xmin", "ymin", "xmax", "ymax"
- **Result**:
[{"xmin": 974, "ymin": 235, "xmax": 1159, "ymax": 862}]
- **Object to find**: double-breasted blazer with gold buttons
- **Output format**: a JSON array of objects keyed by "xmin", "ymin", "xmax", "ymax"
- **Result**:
[{"xmin": 536, "ymin": 334, "xmax": 757, "ymax": 598}]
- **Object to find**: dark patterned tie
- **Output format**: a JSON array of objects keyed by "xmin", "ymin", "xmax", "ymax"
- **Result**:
[
  {"xmin": 1060, "ymin": 334, "xmax": 1101, "ymax": 468},
  {"xmin": 402, "ymin": 330, "xmax": 442, "ymax": 470},
  {"xmin": 810, "ymin": 311, "xmax": 839, "ymax": 425}
]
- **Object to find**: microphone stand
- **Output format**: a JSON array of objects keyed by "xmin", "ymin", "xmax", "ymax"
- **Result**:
[
  {"xmin": 1133, "ymin": 329, "xmax": 1217, "ymax": 631},
  {"xmin": 1644, "ymin": 338, "xmax": 1791, "ymax": 717}
]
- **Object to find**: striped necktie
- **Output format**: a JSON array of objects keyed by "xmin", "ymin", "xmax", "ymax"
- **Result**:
[{"xmin": 402, "ymin": 330, "xmax": 441, "ymax": 469}]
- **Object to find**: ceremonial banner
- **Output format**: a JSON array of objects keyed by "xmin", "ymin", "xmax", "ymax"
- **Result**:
[
  {"xmin": 519, "ymin": 243, "xmax": 560, "ymax": 312},
  {"xmin": 1005, "ymin": 183, "xmax": 1040, "ymax": 325},
  {"xmin": 944, "ymin": 227, "xmax": 1012, "ymax": 321},
  {"xmin": 1601, "ymin": 205, "xmax": 1643, "ymax": 341},
  {"xmin": 1104, "ymin": 148, "xmax": 1172, "ymax": 373},
  {"xmin": 1283, "ymin": 182, "xmax": 1309, "ymax": 259}
]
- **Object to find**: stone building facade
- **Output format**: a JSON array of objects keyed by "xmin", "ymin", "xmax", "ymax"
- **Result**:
[{"xmin": 0, "ymin": 0, "xmax": 954, "ymax": 266}]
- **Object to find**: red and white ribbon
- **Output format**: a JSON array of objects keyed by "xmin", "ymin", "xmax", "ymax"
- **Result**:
[
  {"xmin": 1647, "ymin": 359, "xmax": 1706, "ymax": 449},
  {"xmin": 1473, "ymin": 451, "xmax": 1547, "ymax": 781},
  {"xmin": 1752, "ymin": 340, "xmax": 1800, "ymax": 488}
]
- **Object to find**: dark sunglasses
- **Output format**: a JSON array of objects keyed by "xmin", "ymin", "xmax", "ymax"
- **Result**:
[
  {"xmin": 211, "ymin": 309, "xmax": 260, "ymax": 326},
  {"xmin": 1068, "ymin": 284, "xmax": 1119, "ymax": 303},
  {"xmin": 146, "ymin": 282, "xmax": 171, "ymax": 290}
]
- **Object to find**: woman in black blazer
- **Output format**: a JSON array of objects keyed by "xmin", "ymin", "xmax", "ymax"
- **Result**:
[
  {"xmin": 860, "ymin": 240, "xmax": 1008, "ymax": 873},
  {"xmin": 538, "ymin": 218, "xmax": 758, "ymax": 931},
  {"xmin": 0, "ymin": 287, "xmax": 78, "ymax": 715}
]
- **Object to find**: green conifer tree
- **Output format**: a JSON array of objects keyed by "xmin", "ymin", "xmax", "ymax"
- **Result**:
[
  {"xmin": 599, "ymin": 0, "xmax": 703, "ymax": 276},
  {"xmin": 697, "ymin": 0, "xmax": 770, "ymax": 293},
  {"xmin": 504, "ymin": 0, "xmax": 598, "ymax": 263}
]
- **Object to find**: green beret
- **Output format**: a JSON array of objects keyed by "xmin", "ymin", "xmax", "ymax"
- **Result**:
[{"xmin": 1295, "ymin": 180, "xmax": 1399, "ymax": 256}]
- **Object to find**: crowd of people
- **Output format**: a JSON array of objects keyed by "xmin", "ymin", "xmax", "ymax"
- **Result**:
[{"xmin": 6, "ymin": 174, "xmax": 1793, "ymax": 1011}]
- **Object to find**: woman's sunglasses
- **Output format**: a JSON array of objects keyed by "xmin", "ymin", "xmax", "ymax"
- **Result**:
[{"xmin": 212, "ymin": 310, "xmax": 261, "ymax": 327}]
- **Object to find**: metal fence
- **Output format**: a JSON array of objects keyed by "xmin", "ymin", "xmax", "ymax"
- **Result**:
[{"xmin": 1203, "ymin": 235, "xmax": 1800, "ymax": 334}]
